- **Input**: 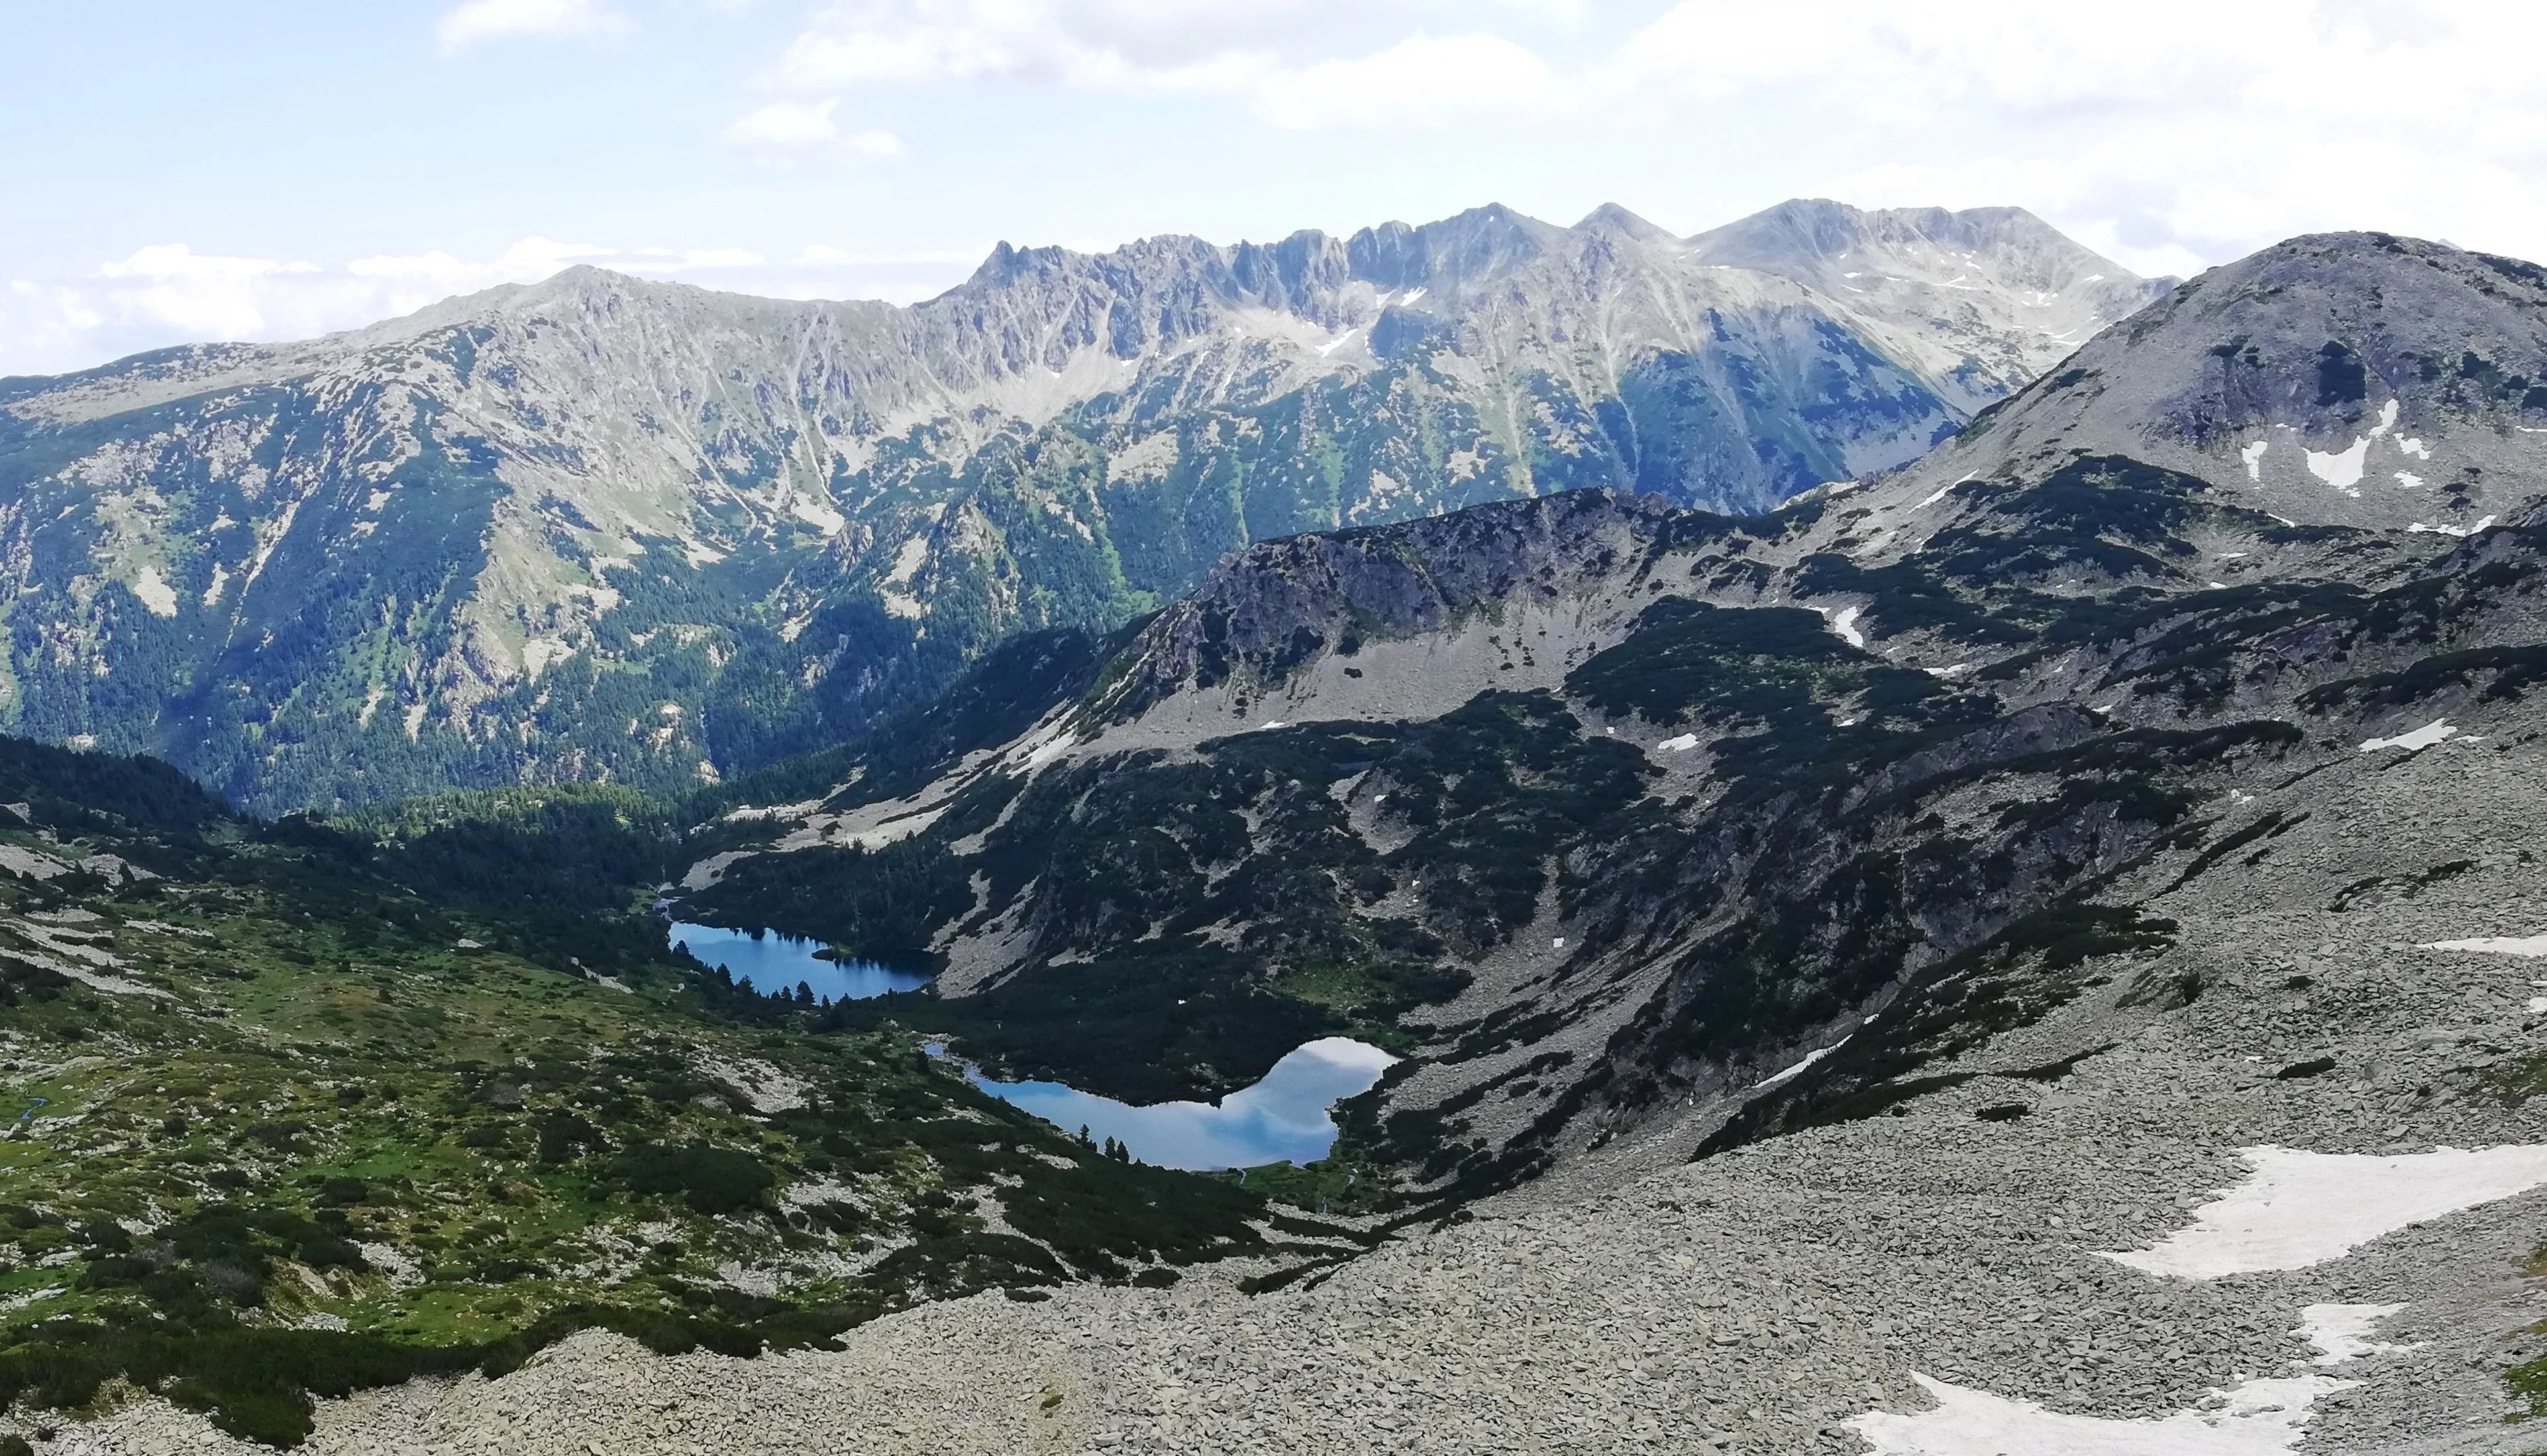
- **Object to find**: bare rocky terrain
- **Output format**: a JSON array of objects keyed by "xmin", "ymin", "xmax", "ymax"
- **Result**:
[
  {"xmin": 16, "ymin": 230, "xmax": 2547, "ymax": 1453},
  {"xmin": 46, "ymin": 728, "xmax": 2547, "ymax": 1455}
]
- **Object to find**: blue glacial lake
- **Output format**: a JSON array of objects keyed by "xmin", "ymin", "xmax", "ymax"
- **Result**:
[
  {"xmin": 666, "ymin": 921, "xmax": 929, "ymax": 1002},
  {"xmin": 969, "ymin": 1037, "xmax": 1398, "ymax": 1171}
]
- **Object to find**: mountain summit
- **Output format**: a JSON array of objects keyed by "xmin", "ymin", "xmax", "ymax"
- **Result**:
[{"xmin": 0, "ymin": 200, "xmax": 2159, "ymax": 811}]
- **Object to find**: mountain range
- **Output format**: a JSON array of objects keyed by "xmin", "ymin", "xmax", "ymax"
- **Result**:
[
  {"xmin": 0, "ymin": 214, "xmax": 2544, "ymax": 1453},
  {"xmin": 0, "ymin": 200, "xmax": 2161, "ymax": 813},
  {"xmin": 682, "ymin": 229, "xmax": 2547, "ymax": 1191}
]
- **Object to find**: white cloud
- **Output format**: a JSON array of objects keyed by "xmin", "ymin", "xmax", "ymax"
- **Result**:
[
  {"xmin": 747, "ymin": 0, "xmax": 2547, "ymax": 278},
  {"xmin": 723, "ymin": 98, "xmax": 907, "ymax": 155},
  {"xmin": 1245, "ymin": 32, "xmax": 1555, "ymax": 131},
  {"xmin": 1584, "ymin": 0, "xmax": 2547, "ymax": 273},
  {"xmin": 437, "ymin": 0, "xmax": 629, "ymax": 52},
  {"xmin": 792, "ymin": 244, "xmax": 982, "ymax": 266},
  {"xmin": 0, "ymin": 236, "xmax": 983, "ymax": 378},
  {"xmin": 727, "ymin": 97, "xmax": 845, "ymax": 146},
  {"xmin": 770, "ymin": 0, "xmax": 1578, "ymax": 119}
]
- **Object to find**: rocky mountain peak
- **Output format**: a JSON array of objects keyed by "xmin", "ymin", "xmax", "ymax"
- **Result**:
[
  {"xmin": 0, "ymin": 197, "xmax": 2167, "ymax": 811},
  {"xmin": 1882, "ymin": 229, "xmax": 2547, "ymax": 538},
  {"xmin": 1571, "ymin": 203, "xmax": 1678, "ymax": 245}
]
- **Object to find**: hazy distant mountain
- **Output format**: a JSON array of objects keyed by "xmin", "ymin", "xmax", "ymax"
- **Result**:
[{"xmin": 0, "ymin": 199, "xmax": 2161, "ymax": 811}]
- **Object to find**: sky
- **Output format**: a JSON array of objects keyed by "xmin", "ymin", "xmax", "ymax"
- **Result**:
[{"xmin": 7, "ymin": 0, "xmax": 2547, "ymax": 377}]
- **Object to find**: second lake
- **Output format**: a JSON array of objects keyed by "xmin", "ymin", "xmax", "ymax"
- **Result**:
[
  {"xmin": 968, "ymin": 1037, "xmax": 1398, "ymax": 1170},
  {"xmin": 666, "ymin": 921, "xmax": 929, "ymax": 1002}
]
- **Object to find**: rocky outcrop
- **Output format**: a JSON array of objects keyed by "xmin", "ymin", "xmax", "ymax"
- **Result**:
[{"xmin": 1098, "ymin": 490, "xmax": 1676, "ymax": 714}]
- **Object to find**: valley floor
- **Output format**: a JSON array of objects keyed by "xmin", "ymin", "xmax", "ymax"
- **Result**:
[{"xmin": 44, "ymin": 723, "xmax": 2547, "ymax": 1456}]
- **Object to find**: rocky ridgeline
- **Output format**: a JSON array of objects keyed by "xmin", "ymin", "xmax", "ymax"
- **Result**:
[{"xmin": 0, "ymin": 201, "xmax": 2151, "ymax": 812}]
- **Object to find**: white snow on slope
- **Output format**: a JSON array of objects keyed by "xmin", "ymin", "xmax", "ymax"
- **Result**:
[
  {"xmin": 1851, "ymin": 1373, "xmax": 2347, "ymax": 1456},
  {"xmin": 2357, "ymin": 719, "xmax": 2456, "ymax": 753},
  {"xmin": 2240, "ymin": 441, "xmax": 2267, "ymax": 480},
  {"xmin": 1851, "ymin": 1306, "xmax": 2406, "ymax": 1456},
  {"xmin": 2300, "ymin": 1303, "xmax": 2411, "ymax": 1366},
  {"xmin": 1820, "ymin": 605, "xmax": 1867, "ymax": 648},
  {"xmin": 2408, "ymin": 515, "xmax": 2496, "ymax": 537},
  {"xmin": 2105, "ymin": 1144, "xmax": 2547, "ymax": 1278},
  {"xmin": 2424, "ymin": 935, "xmax": 2547, "ymax": 957},
  {"xmin": 2305, "ymin": 437, "xmax": 2369, "ymax": 494},
  {"xmin": 1757, "ymin": 1039, "xmax": 1845, "ymax": 1090},
  {"xmin": 2301, "ymin": 401, "xmax": 2401, "ymax": 496},
  {"xmin": 2395, "ymin": 472, "xmax": 2424, "ymax": 490},
  {"xmin": 1655, "ymin": 733, "xmax": 1699, "ymax": 753}
]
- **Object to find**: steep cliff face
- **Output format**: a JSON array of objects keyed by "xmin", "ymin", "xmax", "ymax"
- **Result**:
[
  {"xmin": 676, "ymin": 229, "xmax": 2547, "ymax": 1203},
  {"xmin": 0, "ymin": 200, "xmax": 2154, "ymax": 811}
]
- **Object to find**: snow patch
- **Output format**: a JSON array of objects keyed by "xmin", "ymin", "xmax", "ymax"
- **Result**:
[
  {"xmin": 2105, "ymin": 1144, "xmax": 2547, "ymax": 1278},
  {"xmin": 2425, "ymin": 935, "xmax": 2547, "ymax": 957},
  {"xmin": 2357, "ymin": 719, "xmax": 2456, "ymax": 753},
  {"xmin": 2408, "ymin": 515, "xmax": 2496, "ymax": 537},
  {"xmin": 1851, "ymin": 1371, "xmax": 2348, "ymax": 1456},
  {"xmin": 1757, "ymin": 1039, "xmax": 1845, "ymax": 1090},
  {"xmin": 2393, "ymin": 472, "xmax": 2424, "ymax": 490},
  {"xmin": 2397, "ymin": 437, "xmax": 2430, "ymax": 459},
  {"xmin": 2240, "ymin": 441, "xmax": 2267, "ymax": 480},
  {"xmin": 2299, "ymin": 1303, "xmax": 2412, "ymax": 1366},
  {"xmin": 1314, "ymin": 329, "xmax": 1359, "ymax": 358},
  {"xmin": 1820, "ymin": 605, "xmax": 1867, "ymax": 648},
  {"xmin": 2301, "ymin": 403, "xmax": 2399, "ymax": 497},
  {"xmin": 1654, "ymin": 733, "xmax": 1700, "ymax": 753},
  {"xmin": 2303, "ymin": 438, "xmax": 2369, "ymax": 495}
]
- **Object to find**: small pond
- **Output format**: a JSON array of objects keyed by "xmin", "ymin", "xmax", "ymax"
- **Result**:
[
  {"xmin": 665, "ymin": 921, "xmax": 929, "ymax": 1002},
  {"xmin": 968, "ymin": 1037, "xmax": 1398, "ymax": 1171}
]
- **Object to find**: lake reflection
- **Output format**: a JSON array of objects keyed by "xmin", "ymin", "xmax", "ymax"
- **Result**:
[
  {"xmin": 970, "ymin": 1037, "xmax": 1398, "ymax": 1170},
  {"xmin": 666, "ymin": 921, "xmax": 929, "ymax": 1001}
]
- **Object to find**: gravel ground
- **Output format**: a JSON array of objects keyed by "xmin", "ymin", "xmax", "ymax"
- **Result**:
[{"xmin": 38, "ymin": 687, "xmax": 2547, "ymax": 1456}]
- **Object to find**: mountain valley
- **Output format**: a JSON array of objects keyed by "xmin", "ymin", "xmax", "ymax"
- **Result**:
[{"xmin": 0, "ymin": 219, "xmax": 2542, "ymax": 1456}]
